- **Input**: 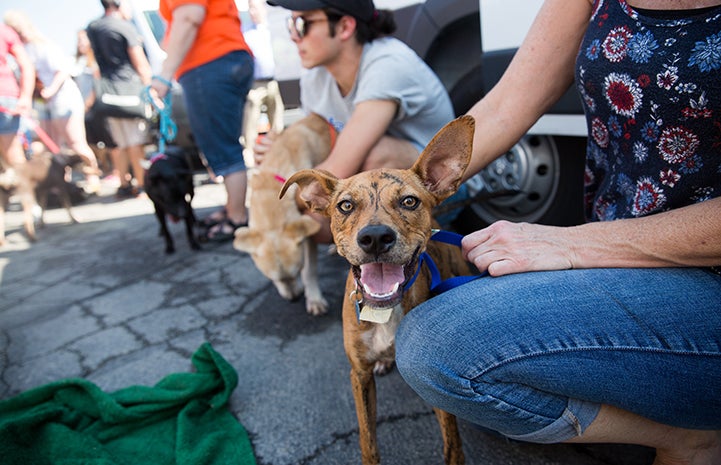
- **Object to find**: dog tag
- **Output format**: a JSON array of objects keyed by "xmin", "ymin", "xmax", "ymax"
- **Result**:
[{"xmin": 358, "ymin": 306, "xmax": 394, "ymax": 324}]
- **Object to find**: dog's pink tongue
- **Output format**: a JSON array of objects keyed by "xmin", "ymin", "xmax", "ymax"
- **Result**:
[{"xmin": 360, "ymin": 263, "xmax": 404, "ymax": 295}]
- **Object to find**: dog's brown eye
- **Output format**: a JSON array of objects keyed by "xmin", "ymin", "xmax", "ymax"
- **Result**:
[
  {"xmin": 338, "ymin": 200, "xmax": 354, "ymax": 214},
  {"xmin": 400, "ymin": 196, "xmax": 419, "ymax": 210}
]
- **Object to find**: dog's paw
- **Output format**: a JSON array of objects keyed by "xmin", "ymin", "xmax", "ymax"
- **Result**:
[
  {"xmin": 306, "ymin": 296, "xmax": 328, "ymax": 316},
  {"xmin": 373, "ymin": 360, "xmax": 395, "ymax": 376}
]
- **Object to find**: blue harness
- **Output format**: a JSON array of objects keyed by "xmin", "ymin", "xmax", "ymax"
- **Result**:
[{"xmin": 404, "ymin": 229, "xmax": 488, "ymax": 295}]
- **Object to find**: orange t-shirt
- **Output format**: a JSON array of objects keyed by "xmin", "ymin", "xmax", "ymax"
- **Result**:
[{"xmin": 160, "ymin": 0, "xmax": 251, "ymax": 79}]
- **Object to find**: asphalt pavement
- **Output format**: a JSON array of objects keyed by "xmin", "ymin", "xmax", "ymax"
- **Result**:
[{"xmin": 0, "ymin": 173, "xmax": 655, "ymax": 465}]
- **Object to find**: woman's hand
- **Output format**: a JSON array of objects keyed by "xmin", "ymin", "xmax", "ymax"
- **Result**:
[
  {"xmin": 253, "ymin": 131, "xmax": 277, "ymax": 166},
  {"xmin": 462, "ymin": 220, "xmax": 575, "ymax": 276}
]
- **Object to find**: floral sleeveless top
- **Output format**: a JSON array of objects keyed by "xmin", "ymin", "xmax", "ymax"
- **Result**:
[{"xmin": 575, "ymin": 0, "xmax": 721, "ymax": 221}]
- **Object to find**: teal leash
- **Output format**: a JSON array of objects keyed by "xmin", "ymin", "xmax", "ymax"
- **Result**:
[{"xmin": 144, "ymin": 76, "xmax": 177, "ymax": 158}]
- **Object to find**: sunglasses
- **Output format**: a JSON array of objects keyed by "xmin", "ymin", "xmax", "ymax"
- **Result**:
[{"xmin": 286, "ymin": 15, "xmax": 329, "ymax": 39}]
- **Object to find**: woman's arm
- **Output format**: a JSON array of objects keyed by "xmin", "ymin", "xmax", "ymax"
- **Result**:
[
  {"xmin": 464, "ymin": 197, "xmax": 721, "ymax": 276},
  {"xmin": 152, "ymin": 4, "xmax": 206, "ymax": 96},
  {"xmin": 314, "ymin": 99, "xmax": 397, "ymax": 178},
  {"xmin": 10, "ymin": 41, "xmax": 34, "ymax": 115},
  {"xmin": 464, "ymin": 0, "xmax": 593, "ymax": 180}
]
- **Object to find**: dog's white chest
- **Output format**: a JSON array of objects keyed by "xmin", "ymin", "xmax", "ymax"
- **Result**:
[{"xmin": 360, "ymin": 305, "xmax": 403, "ymax": 361}]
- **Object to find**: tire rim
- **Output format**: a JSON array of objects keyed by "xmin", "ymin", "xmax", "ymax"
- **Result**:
[{"xmin": 465, "ymin": 135, "xmax": 560, "ymax": 224}]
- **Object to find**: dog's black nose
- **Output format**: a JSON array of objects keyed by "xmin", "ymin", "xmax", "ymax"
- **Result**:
[{"xmin": 357, "ymin": 225, "xmax": 396, "ymax": 255}]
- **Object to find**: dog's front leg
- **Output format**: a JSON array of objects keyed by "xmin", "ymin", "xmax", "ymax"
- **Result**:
[
  {"xmin": 16, "ymin": 184, "xmax": 36, "ymax": 241},
  {"xmin": 301, "ymin": 238, "xmax": 327, "ymax": 315},
  {"xmin": 350, "ymin": 366, "xmax": 380, "ymax": 465},
  {"xmin": 434, "ymin": 407, "xmax": 465, "ymax": 464}
]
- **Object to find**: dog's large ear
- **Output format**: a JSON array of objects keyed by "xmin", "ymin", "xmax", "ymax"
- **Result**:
[
  {"xmin": 233, "ymin": 227, "xmax": 263, "ymax": 253},
  {"xmin": 283, "ymin": 216, "xmax": 321, "ymax": 243},
  {"xmin": 279, "ymin": 169, "xmax": 339, "ymax": 215},
  {"xmin": 411, "ymin": 115, "xmax": 475, "ymax": 202}
]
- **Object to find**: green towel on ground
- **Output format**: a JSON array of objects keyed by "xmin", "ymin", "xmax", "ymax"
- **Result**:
[{"xmin": 0, "ymin": 343, "xmax": 256, "ymax": 465}]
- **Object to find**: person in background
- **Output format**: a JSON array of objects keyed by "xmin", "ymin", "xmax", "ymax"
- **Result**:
[
  {"xmin": 72, "ymin": 28, "xmax": 119, "ymax": 181},
  {"xmin": 87, "ymin": 0, "xmax": 152, "ymax": 199},
  {"xmin": 149, "ymin": 0, "xmax": 254, "ymax": 242},
  {"xmin": 4, "ymin": 10, "xmax": 101, "ymax": 194},
  {"xmin": 240, "ymin": 0, "xmax": 284, "ymax": 164},
  {"xmin": 0, "ymin": 22, "xmax": 33, "ymax": 172},
  {"xmin": 394, "ymin": 1, "xmax": 721, "ymax": 463},
  {"xmin": 259, "ymin": 0, "xmax": 454, "ymax": 243}
]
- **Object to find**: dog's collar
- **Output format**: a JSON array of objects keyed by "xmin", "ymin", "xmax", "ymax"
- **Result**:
[
  {"xmin": 404, "ymin": 229, "xmax": 488, "ymax": 294},
  {"xmin": 150, "ymin": 153, "xmax": 168, "ymax": 164}
]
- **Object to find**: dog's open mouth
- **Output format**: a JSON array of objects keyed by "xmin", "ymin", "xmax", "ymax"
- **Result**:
[{"xmin": 352, "ymin": 253, "xmax": 419, "ymax": 308}]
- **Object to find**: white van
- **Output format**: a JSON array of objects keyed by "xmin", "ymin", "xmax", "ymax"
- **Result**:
[
  {"xmin": 130, "ymin": 0, "xmax": 588, "ymax": 227},
  {"xmin": 388, "ymin": 0, "xmax": 587, "ymax": 227}
]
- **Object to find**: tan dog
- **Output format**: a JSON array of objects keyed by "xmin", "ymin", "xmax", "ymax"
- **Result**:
[
  {"xmin": 0, "ymin": 148, "xmax": 81, "ymax": 245},
  {"xmin": 280, "ymin": 115, "xmax": 475, "ymax": 464},
  {"xmin": 234, "ymin": 113, "xmax": 335, "ymax": 315}
]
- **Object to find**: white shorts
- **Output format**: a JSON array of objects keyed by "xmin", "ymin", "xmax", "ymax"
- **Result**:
[{"xmin": 107, "ymin": 117, "xmax": 148, "ymax": 148}]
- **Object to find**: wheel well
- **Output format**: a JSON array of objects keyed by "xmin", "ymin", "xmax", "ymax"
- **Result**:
[{"xmin": 422, "ymin": 14, "xmax": 483, "ymax": 116}]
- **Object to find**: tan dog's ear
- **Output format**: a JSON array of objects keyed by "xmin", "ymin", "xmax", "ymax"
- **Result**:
[
  {"xmin": 283, "ymin": 216, "xmax": 322, "ymax": 243},
  {"xmin": 233, "ymin": 227, "xmax": 263, "ymax": 253},
  {"xmin": 279, "ymin": 169, "xmax": 339, "ymax": 215},
  {"xmin": 411, "ymin": 115, "xmax": 475, "ymax": 202}
]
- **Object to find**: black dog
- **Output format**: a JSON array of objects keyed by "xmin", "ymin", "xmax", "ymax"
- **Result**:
[{"xmin": 144, "ymin": 147, "xmax": 200, "ymax": 254}]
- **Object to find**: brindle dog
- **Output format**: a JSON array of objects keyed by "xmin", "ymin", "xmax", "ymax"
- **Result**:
[{"xmin": 280, "ymin": 116, "xmax": 475, "ymax": 465}]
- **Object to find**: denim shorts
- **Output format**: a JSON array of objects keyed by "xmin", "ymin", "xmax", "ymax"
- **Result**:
[
  {"xmin": 178, "ymin": 50, "xmax": 254, "ymax": 177},
  {"xmin": 396, "ymin": 267, "xmax": 721, "ymax": 443},
  {"xmin": 0, "ymin": 96, "xmax": 21, "ymax": 135}
]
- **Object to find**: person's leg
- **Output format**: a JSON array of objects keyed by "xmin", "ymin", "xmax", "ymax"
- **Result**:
[
  {"xmin": 0, "ymin": 134, "xmax": 25, "ymax": 167},
  {"xmin": 106, "ymin": 118, "xmax": 134, "ymax": 196},
  {"xmin": 127, "ymin": 144, "xmax": 146, "ymax": 190},
  {"xmin": 396, "ymin": 268, "xmax": 721, "ymax": 455},
  {"xmin": 223, "ymin": 170, "xmax": 248, "ymax": 225},
  {"xmin": 179, "ymin": 51, "xmax": 254, "ymax": 239},
  {"xmin": 566, "ymin": 404, "xmax": 721, "ymax": 465}
]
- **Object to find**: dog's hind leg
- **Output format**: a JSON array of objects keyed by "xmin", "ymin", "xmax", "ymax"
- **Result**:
[
  {"xmin": 302, "ymin": 238, "xmax": 328, "ymax": 315},
  {"xmin": 434, "ymin": 407, "xmax": 465, "ymax": 464},
  {"xmin": 154, "ymin": 207, "xmax": 175, "ymax": 254},
  {"xmin": 183, "ymin": 202, "xmax": 200, "ymax": 251}
]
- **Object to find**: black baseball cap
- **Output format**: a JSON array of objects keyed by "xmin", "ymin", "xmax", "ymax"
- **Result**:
[{"xmin": 267, "ymin": 0, "xmax": 376, "ymax": 23}]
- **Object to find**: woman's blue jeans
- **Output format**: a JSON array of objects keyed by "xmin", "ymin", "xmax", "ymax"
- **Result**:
[
  {"xmin": 395, "ymin": 267, "xmax": 721, "ymax": 444},
  {"xmin": 178, "ymin": 50, "xmax": 254, "ymax": 177}
]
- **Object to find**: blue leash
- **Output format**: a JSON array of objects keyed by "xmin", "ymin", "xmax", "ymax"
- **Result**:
[
  {"xmin": 143, "ymin": 77, "xmax": 177, "ymax": 156},
  {"xmin": 404, "ymin": 229, "xmax": 488, "ymax": 294}
]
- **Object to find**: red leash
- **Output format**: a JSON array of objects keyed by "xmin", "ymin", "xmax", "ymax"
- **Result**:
[{"xmin": 0, "ymin": 105, "xmax": 61, "ymax": 154}]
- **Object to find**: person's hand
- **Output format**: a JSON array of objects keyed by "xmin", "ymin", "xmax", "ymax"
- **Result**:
[
  {"xmin": 253, "ymin": 131, "xmax": 277, "ymax": 166},
  {"xmin": 39, "ymin": 87, "xmax": 55, "ymax": 100},
  {"xmin": 462, "ymin": 220, "xmax": 575, "ymax": 276},
  {"xmin": 14, "ymin": 95, "xmax": 32, "ymax": 116},
  {"xmin": 148, "ymin": 84, "xmax": 167, "ymax": 110}
]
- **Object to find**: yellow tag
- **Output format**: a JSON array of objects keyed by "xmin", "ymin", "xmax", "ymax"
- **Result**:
[{"xmin": 358, "ymin": 306, "xmax": 394, "ymax": 324}]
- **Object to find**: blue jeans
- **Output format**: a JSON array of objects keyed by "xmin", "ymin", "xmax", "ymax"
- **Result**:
[
  {"xmin": 178, "ymin": 50, "xmax": 254, "ymax": 177},
  {"xmin": 395, "ymin": 267, "xmax": 721, "ymax": 444}
]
